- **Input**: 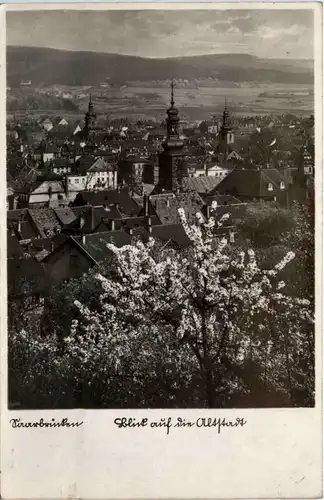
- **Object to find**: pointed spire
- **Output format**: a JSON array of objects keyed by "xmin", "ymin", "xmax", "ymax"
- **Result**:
[
  {"xmin": 222, "ymin": 96, "xmax": 230, "ymax": 130},
  {"xmin": 88, "ymin": 93, "xmax": 93, "ymax": 112},
  {"xmin": 170, "ymin": 79, "xmax": 175, "ymax": 108}
]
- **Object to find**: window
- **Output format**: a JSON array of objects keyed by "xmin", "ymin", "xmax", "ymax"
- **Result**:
[
  {"xmin": 75, "ymin": 178, "xmax": 80, "ymax": 184},
  {"xmin": 268, "ymin": 183, "xmax": 273, "ymax": 191},
  {"xmin": 280, "ymin": 181, "xmax": 285, "ymax": 190}
]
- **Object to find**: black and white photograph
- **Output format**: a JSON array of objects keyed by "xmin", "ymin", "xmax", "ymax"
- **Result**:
[{"xmin": 6, "ymin": 6, "xmax": 316, "ymax": 411}]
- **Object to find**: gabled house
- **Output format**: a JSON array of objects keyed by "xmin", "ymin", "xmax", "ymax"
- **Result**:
[
  {"xmin": 42, "ymin": 230, "xmax": 135, "ymax": 285},
  {"xmin": 69, "ymin": 155, "xmax": 117, "ymax": 191},
  {"xmin": 15, "ymin": 178, "xmax": 67, "ymax": 208},
  {"xmin": 54, "ymin": 117, "xmax": 69, "ymax": 127},
  {"xmin": 118, "ymin": 155, "xmax": 154, "ymax": 187},
  {"xmin": 213, "ymin": 168, "xmax": 288, "ymax": 204},
  {"xmin": 40, "ymin": 118, "xmax": 53, "ymax": 132}
]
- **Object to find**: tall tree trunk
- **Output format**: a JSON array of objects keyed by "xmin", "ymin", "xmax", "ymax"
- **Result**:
[
  {"xmin": 204, "ymin": 364, "xmax": 215, "ymax": 408},
  {"xmin": 200, "ymin": 307, "xmax": 215, "ymax": 408}
]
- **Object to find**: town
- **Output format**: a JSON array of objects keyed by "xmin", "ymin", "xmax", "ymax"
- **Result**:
[{"xmin": 7, "ymin": 82, "xmax": 314, "ymax": 287}]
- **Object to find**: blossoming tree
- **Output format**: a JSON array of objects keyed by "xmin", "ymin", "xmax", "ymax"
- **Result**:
[{"xmin": 62, "ymin": 206, "xmax": 313, "ymax": 408}]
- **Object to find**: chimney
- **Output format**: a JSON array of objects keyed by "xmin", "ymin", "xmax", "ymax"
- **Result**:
[
  {"xmin": 147, "ymin": 216, "xmax": 152, "ymax": 234},
  {"xmin": 143, "ymin": 194, "xmax": 149, "ymax": 217},
  {"xmin": 64, "ymin": 174, "xmax": 69, "ymax": 195},
  {"xmin": 91, "ymin": 205, "xmax": 95, "ymax": 231}
]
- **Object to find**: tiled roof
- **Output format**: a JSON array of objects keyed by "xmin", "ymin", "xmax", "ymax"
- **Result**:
[
  {"xmin": 149, "ymin": 192, "xmax": 205, "ymax": 225},
  {"xmin": 73, "ymin": 189, "xmax": 140, "ymax": 217},
  {"xmin": 63, "ymin": 205, "xmax": 123, "ymax": 234},
  {"xmin": 28, "ymin": 207, "xmax": 61, "ymax": 237},
  {"xmin": 150, "ymin": 224, "xmax": 191, "ymax": 248},
  {"xmin": 53, "ymin": 207, "xmax": 77, "ymax": 226},
  {"xmin": 79, "ymin": 231, "xmax": 132, "ymax": 262},
  {"xmin": 186, "ymin": 176, "xmax": 223, "ymax": 194}
]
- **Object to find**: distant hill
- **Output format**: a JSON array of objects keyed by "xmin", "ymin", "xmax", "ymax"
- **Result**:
[
  {"xmin": 7, "ymin": 90, "xmax": 79, "ymax": 111},
  {"xmin": 7, "ymin": 46, "xmax": 314, "ymax": 87}
]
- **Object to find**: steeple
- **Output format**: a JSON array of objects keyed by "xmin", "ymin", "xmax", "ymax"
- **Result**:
[
  {"xmin": 163, "ymin": 79, "xmax": 184, "ymax": 151},
  {"xmin": 157, "ymin": 79, "xmax": 188, "ymax": 192},
  {"xmin": 222, "ymin": 96, "xmax": 231, "ymax": 131},
  {"xmin": 89, "ymin": 92, "xmax": 93, "ymax": 110},
  {"xmin": 84, "ymin": 93, "xmax": 96, "ymax": 133},
  {"xmin": 170, "ymin": 79, "xmax": 175, "ymax": 108},
  {"xmin": 217, "ymin": 97, "xmax": 235, "ymax": 154}
]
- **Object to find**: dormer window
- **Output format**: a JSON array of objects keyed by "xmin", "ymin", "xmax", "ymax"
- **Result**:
[
  {"xmin": 280, "ymin": 181, "xmax": 285, "ymax": 190},
  {"xmin": 268, "ymin": 183, "xmax": 273, "ymax": 191}
]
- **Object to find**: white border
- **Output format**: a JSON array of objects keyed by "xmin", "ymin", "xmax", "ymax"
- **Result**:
[{"xmin": 1, "ymin": 3, "xmax": 323, "ymax": 499}]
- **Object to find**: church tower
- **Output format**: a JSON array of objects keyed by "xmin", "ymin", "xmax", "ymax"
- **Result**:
[
  {"xmin": 84, "ymin": 94, "xmax": 97, "ymax": 135},
  {"xmin": 157, "ymin": 80, "xmax": 187, "ymax": 192},
  {"xmin": 218, "ymin": 97, "xmax": 235, "ymax": 154}
]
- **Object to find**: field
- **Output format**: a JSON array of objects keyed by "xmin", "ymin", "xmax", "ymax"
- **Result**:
[{"xmin": 7, "ymin": 83, "xmax": 314, "ymax": 123}]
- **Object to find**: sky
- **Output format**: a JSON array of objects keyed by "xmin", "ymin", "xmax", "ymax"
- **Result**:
[{"xmin": 6, "ymin": 9, "xmax": 314, "ymax": 59}]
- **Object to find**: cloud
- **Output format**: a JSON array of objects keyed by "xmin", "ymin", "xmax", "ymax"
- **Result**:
[{"xmin": 6, "ymin": 9, "xmax": 314, "ymax": 60}]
